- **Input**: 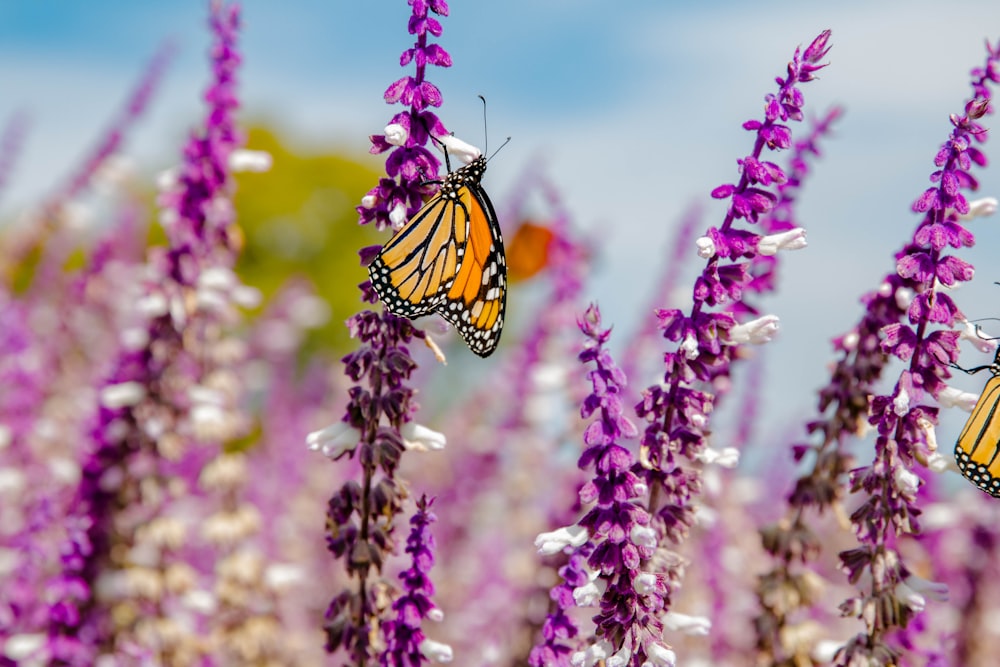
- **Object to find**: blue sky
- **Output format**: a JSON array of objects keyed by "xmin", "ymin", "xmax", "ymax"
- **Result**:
[{"xmin": 3, "ymin": 1, "xmax": 1000, "ymax": 448}]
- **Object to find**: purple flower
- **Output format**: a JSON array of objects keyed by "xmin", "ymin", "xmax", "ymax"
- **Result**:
[
  {"xmin": 832, "ymin": 39, "xmax": 1000, "ymax": 666},
  {"xmin": 319, "ymin": 1, "xmax": 461, "ymax": 660},
  {"xmin": 320, "ymin": 308, "xmax": 426, "ymax": 661},
  {"xmin": 158, "ymin": 1, "xmax": 243, "ymax": 269},
  {"xmin": 381, "ymin": 496, "xmax": 448, "ymax": 667},
  {"xmin": 630, "ymin": 31, "xmax": 830, "ymax": 661},
  {"xmin": 44, "ymin": 3, "xmax": 247, "ymax": 661},
  {"xmin": 358, "ymin": 0, "xmax": 453, "ymax": 232},
  {"xmin": 531, "ymin": 304, "xmax": 674, "ymax": 666}
]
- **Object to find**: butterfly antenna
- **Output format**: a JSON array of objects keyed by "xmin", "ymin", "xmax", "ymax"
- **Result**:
[
  {"xmin": 487, "ymin": 137, "xmax": 511, "ymax": 163},
  {"xmin": 427, "ymin": 132, "xmax": 453, "ymax": 173},
  {"xmin": 967, "ymin": 319, "xmax": 1000, "ymax": 342},
  {"xmin": 478, "ymin": 94, "xmax": 488, "ymax": 155},
  {"xmin": 478, "ymin": 94, "xmax": 512, "ymax": 162}
]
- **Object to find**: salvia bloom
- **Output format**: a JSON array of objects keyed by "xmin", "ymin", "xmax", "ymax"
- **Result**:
[
  {"xmin": 741, "ymin": 106, "xmax": 841, "ymax": 310},
  {"xmin": 834, "ymin": 41, "xmax": 1000, "ymax": 666},
  {"xmin": 317, "ymin": 2, "xmax": 454, "ymax": 662},
  {"xmin": 320, "ymin": 309, "xmax": 426, "ymax": 662},
  {"xmin": 632, "ymin": 28, "xmax": 830, "ymax": 655},
  {"xmin": 531, "ymin": 303, "xmax": 672, "ymax": 667},
  {"xmin": 359, "ymin": 0, "xmax": 453, "ymax": 231},
  {"xmin": 43, "ymin": 2, "xmax": 248, "ymax": 663},
  {"xmin": 381, "ymin": 495, "xmax": 446, "ymax": 667}
]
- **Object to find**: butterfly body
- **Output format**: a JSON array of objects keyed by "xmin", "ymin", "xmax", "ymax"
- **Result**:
[
  {"xmin": 955, "ymin": 350, "xmax": 1000, "ymax": 498},
  {"xmin": 368, "ymin": 154, "xmax": 507, "ymax": 357}
]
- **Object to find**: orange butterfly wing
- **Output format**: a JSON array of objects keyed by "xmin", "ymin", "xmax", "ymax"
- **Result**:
[
  {"xmin": 955, "ymin": 371, "xmax": 1000, "ymax": 497},
  {"xmin": 368, "ymin": 156, "xmax": 507, "ymax": 357}
]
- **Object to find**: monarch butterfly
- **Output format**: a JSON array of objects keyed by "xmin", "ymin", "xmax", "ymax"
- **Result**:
[
  {"xmin": 368, "ymin": 146, "xmax": 507, "ymax": 357},
  {"xmin": 954, "ymin": 347, "xmax": 1000, "ymax": 497}
]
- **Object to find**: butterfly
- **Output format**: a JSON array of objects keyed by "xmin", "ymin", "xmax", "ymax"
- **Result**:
[
  {"xmin": 368, "ymin": 147, "xmax": 507, "ymax": 357},
  {"xmin": 506, "ymin": 219, "xmax": 556, "ymax": 282},
  {"xmin": 954, "ymin": 346, "xmax": 1000, "ymax": 497}
]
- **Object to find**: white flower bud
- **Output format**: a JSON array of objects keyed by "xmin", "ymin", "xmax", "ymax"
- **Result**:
[
  {"xmin": 663, "ymin": 611, "xmax": 712, "ymax": 636},
  {"xmin": 696, "ymin": 446, "xmax": 740, "ymax": 467},
  {"xmin": 384, "ymin": 123, "xmax": 409, "ymax": 147},
  {"xmin": 228, "ymin": 149, "xmax": 273, "ymax": 172},
  {"xmin": 757, "ymin": 227, "xmax": 807, "ymax": 255},
  {"xmin": 420, "ymin": 639, "xmax": 453, "ymax": 663},
  {"xmin": 535, "ymin": 525, "xmax": 589, "ymax": 555},
  {"xmin": 389, "ymin": 202, "xmax": 408, "ymax": 229},
  {"xmin": 401, "ymin": 422, "xmax": 447, "ymax": 451},
  {"xmin": 938, "ymin": 385, "xmax": 980, "ymax": 412},
  {"xmin": 100, "ymin": 382, "xmax": 147, "ymax": 409},
  {"xmin": 961, "ymin": 196, "xmax": 998, "ymax": 219},
  {"xmin": 306, "ymin": 422, "xmax": 361, "ymax": 459},
  {"xmin": 695, "ymin": 236, "xmax": 716, "ymax": 258},
  {"xmin": 436, "ymin": 134, "xmax": 481, "ymax": 165},
  {"xmin": 727, "ymin": 314, "xmax": 780, "ymax": 345}
]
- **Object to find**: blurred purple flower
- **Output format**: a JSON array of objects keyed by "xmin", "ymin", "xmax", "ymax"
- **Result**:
[{"xmin": 44, "ymin": 3, "xmax": 246, "ymax": 661}]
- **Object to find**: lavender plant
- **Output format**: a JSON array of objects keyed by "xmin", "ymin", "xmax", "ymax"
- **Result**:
[
  {"xmin": 834, "ymin": 42, "xmax": 1000, "ymax": 667},
  {"xmin": 631, "ymin": 27, "xmax": 830, "ymax": 654},
  {"xmin": 42, "ymin": 2, "xmax": 254, "ymax": 663},
  {"xmin": 529, "ymin": 30, "xmax": 833, "ymax": 667},
  {"xmin": 313, "ymin": 0, "xmax": 452, "ymax": 663}
]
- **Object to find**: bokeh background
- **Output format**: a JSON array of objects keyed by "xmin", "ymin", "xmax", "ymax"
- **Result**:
[{"xmin": 2, "ymin": 0, "xmax": 1000, "ymax": 485}]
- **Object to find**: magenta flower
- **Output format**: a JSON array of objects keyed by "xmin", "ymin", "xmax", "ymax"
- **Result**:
[
  {"xmin": 532, "ymin": 303, "xmax": 671, "ymax": 666},
  {"xmin": 741, "ymin": 106, "xmax": 841, "ymax": 309},
  {"xmin": 316, "ymin": 0, "xmax": 456, "ymax": 662},
  {"xmin": 381, "ymin": 496, "xmax": 447, "ymax": 667},
  {"xmin": 358, "ymin": 0, "xmax": 453, "ymax": 232},
  {"xmin": 834, "ymin": 40, "xmax": 1000, "ymax": 666},
  {"xmin": 632, "ymin": 30, "xmax": 830, "ymax": 658},
  {"xmin": 44, "ymin": 3, "xmax": 246, "ymax": 662}
]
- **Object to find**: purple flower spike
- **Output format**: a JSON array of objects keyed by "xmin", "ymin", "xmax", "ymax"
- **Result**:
[
  {"xmin": 626, "ymin": 31, "xmax": 830, "ymax": 663},
  {"xmin": 832, "ymin": 39, "xmax": 1000, "ymax": 666},
  {"xmin": 43, "ymin": 3, "xmax": 249, "ymax": 661},
  {"xmin": 158, "ymin": 1, "xmax": 243, "ymax": 266},
  {"xmin": 319, "ymin": 311, "xmax": 426, "ymax": 662},
  {"xmin": 381, "ymin": 496, "xmax": 450, "ymax": 667},
  {"xmin": 318, "ymin": 3, "xmax": 456, "ymax": 658},
  {"xmin": 529, "ymin": 305, "xmax": 669, "ymax": 666},
  {"xmin": 577, "ymin": 307, "xmax": 673, "ymax": 665},
  {"xmin": 533, "ymin": 303, "xmax": 674, "ymax": 666},
  {"xmin": 358, "ymin": 0, "xmax": 454, "ymax": 232}
]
